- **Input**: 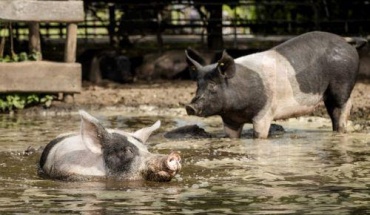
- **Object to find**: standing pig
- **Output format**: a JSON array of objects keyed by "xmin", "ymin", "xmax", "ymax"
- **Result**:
[
  {"xmin": 39, "ymin": 110, "xmax": 181, "ymax": 182},
  {"xmin": 185, "ymin": 31, "xmax": 364, "ymax": 138}
]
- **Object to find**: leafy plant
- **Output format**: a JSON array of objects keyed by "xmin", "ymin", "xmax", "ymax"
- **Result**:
[
  {"xmin": 40, "ymin": 95, "xmax": 53, "ymax": 108},
  {"xmin": 0, "ymin": 51, "xmax": 41, "ymax": 63},
  {"xmin": 0, "ymin": 94, "xmax": 54, "ymax": 113}
]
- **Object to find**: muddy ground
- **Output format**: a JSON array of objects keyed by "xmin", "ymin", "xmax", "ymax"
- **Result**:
[
  {"xmin": 54, "ymin": 79, "xmax": 369, "ymax": 118},
  {"xmin": 22, "ymin": 79, "xmax": 370, "ymax": 131}
]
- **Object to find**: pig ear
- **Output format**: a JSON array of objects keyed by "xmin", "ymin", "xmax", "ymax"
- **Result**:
[
  {"xmin": 185, "ymin": 49, "xmax": 204, "ymax": 78},
  {"xmin": 79, "ymin": 110, "xmax": 109, "ymax": 154},
  {"xmin": 132, "ymin": 120, "xmax": 161, "ymax": 143},
  {"xmin": 217, "ymin": 50, "xmax": 236, "ymax": 79},
  {"xmin": 186, "ymin": 48, "xmax": 206, "ymax": 65}
]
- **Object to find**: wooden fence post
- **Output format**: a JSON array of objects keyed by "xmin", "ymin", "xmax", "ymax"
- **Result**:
[
  {"xmin": 64, "ymin": 23, "xmax": 78, "ymax": 63},
  {"xmin": 63, "ymin": 23, "xmax": 78, "ymax": 103},
  {"xmin": 28, "ymin": 22, "xmax": 42, "ymax": 60}
]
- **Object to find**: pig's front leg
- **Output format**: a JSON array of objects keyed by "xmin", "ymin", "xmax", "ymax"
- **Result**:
[
  {"xmin": 252, "ymin": 117, "xmax": 272, "ymax": 139},
  {"xmin": 222, "ymin": 120, "xmax": 244, "ymax": 138}
]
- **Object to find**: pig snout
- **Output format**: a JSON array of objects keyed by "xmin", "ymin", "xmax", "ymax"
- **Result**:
[
  {"xmin": 186, "ymin": 94, "xmax": 204, "ymax": 116},
  {"xmin": 186, "ymin": 104, "xmax": 204, "ymax": 116},
  {"xmin": 145, "ymin": 152, "xmax": 182, "ymax": 182},
  {"xmin": 185, "ymin": 104, "xmax": 197, "ymax": 115},
  {"xmin": 166, "ymin": 152, "xmax": 182, "ymax": 172}
]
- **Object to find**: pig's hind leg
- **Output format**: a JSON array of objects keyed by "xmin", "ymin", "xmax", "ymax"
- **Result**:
[{"xmin": 324, "ymin": 84, "xmax": 354, "ymax": 133}]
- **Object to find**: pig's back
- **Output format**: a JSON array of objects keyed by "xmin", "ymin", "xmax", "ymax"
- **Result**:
[
  {"xmin": 273, "ymin": 31, "xmax": 356, "ymax": 61},
  {"xmin": 40, "ymin": 135, "xmax": 105, "ymax": 178},
  {"xmin": 272, "ymin": 31, "xmax": 359, "ymax": 93},
  {"xmin": 39, "ymin": 134, "xmax": 75, "ymax": 169},
  {"xmin": 234, "ymin": 32, "xmax": 359, "ymax": 120}
]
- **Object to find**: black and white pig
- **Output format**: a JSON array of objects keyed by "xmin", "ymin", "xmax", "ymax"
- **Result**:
[
  {"xmin": 185, "ymin": 31, "xmax": 365, "ymax": 138},
  {"xmin": 39, "ymin": 110, "xmax": 181, "ymax": 182}
]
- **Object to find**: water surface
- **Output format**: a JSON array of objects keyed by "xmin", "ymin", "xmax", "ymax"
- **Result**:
[{"xmin": 0, "ymin": 111, "xmax": 369, "ymax": 214}]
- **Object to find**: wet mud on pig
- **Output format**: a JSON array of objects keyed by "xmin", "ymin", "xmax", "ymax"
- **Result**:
[
  {"xmin": 185, "ymin": 31, "xmax": 366, "ymax": 138},
  {"xmin": 38, "ymin": 110, "xmax": 181, "ymax": 182}
]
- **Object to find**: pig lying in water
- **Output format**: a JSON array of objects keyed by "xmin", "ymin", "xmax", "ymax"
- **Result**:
[
  {"xmin": 39, "ymin": 111, "xmax": 181, "ymax": 182},
  {"xmin": 185, "ymin": 31, "xmax": 365, "ymax": 138}
]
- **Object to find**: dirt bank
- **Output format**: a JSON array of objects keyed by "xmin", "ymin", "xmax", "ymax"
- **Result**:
[
  {"xmin": 74, "ymin": 80, "xmax": 195, "ymax": 109},
  {"xmin": 60, "ymin": 79, "xmax": 370, "ymax": 118},
  {"xmin": 20, "ymin": 79, "xmax": 370, "ymax": 131}
]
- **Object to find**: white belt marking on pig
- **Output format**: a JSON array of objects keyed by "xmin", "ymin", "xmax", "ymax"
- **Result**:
[
  {"xmin": 44, "ymin": 130, "xmax": 149, "ymax": 177},
  {"xmin": 235, "ymin": 50, "xmax": 322, "ymax": 120},
  {"xmin": 43, "ymin": 136, "xmax": 106, "ymax": 176}
]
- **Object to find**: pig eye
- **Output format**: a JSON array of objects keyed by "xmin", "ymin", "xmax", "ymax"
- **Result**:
[
  {"xmin": 207, "ymin": 82, "xmax": 217, "ymax": 92},
  {"xmin": 125, "ymin": 147, "xmax": 133, "ymax": 154}
]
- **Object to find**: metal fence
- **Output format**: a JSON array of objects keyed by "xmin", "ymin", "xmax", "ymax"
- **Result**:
[{"xmin": 3, "ymin": 1, "xmax": 370, "ymax": 42}]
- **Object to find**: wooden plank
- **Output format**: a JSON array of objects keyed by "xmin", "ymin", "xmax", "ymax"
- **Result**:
[
  {"xmin": 0, "ymin": 1, "xmax": 84, "ymax": 22},
  {"xmin": 0, "ymin": 61, "xmax": 81, "ymax": 93},
  {"xmin": 64, "ymin": 23, "xmax": 78, "ymax": 63}
]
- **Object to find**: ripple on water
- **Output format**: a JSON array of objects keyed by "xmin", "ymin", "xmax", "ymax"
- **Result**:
[{"xmin": 0, "ymin": 113, "xmax": 369, "ymax": 214}]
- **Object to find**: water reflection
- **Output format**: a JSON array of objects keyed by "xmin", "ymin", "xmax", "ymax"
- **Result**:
[{"xmin": 0, "ymin": 112, "xmax": 369, "ymax": 214}]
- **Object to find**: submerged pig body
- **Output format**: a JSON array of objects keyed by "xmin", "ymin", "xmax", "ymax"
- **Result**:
[
  {"xmin": 39, "ymin": 111, "xmax": 181, "ymax": 181},
  {"xmin": 186, "ymin": 31, "xmax": 362, "ymax": 138}
]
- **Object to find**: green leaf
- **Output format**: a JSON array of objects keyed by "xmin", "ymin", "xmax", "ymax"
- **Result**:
[
  {"xmin": 3, "ymin": 55, "xmax": 11, "ymax": 62},
  {"xmin": 40, "ymin": 95, "xmax": 53, "ymax": 107},
  {"xmin": 44, "ymin": 100, "xmax": 52, "ymax": 108},
  {"xmin": 29, "ymin": 51, "xmax": 42, "ymax": 61},
  {"xmin": 13, "ymin": 99, "xmax": 25, "ymax": 109},
  {"xmin": 0, "ymin": 98, "xmax": 8, "ymax": 111},
  {"xmin": 27, "ymin": 94, "xmax": 39, "ymax": 104},
  {"xmin": 19, "ymin": 52, "xmax": 28, "ymax": 62},
  {"xmin": 11, "ymin": 54, "xmax": 19, "ymax": 62},
  {"xmin": 6, "ymin": 95, "xmax": 15, "ymax": 103},
  {"xmin": 0, "ymin": 93, "xmax": 54, "ymax": 113}
]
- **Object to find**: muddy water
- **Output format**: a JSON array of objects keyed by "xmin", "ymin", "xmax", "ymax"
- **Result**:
[{"xmin": 0, "ymin": 110, "xmax": 369, "ymax": 214}]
